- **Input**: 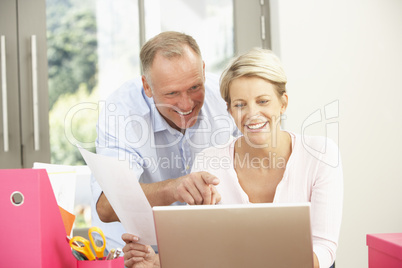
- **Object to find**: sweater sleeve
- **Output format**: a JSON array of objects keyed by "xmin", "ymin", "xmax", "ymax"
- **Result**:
[{"xmin": 310, "ymin": 138, "xmax": 343, "ymax": 268}]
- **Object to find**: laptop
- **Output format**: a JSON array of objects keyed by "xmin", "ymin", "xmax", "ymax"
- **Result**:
[{"xmin": 152, "ymin": 203, "xmax": 314, "ymax": 268}]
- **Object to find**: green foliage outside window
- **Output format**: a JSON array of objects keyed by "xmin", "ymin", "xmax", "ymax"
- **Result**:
[
  {"xmin": 47, "ymin": 0, "xmax": 98, "ymax": 165},
  {"xmin": 49, "ymin": 84, "xmax": 98, "ymax": 165}
]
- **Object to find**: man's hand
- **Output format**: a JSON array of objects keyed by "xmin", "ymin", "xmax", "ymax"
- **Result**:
[
  {"xmin": 171, "ymin": 171, "xmax": 221, "ymax": 205},
  {"xmin": 141, "ymin": 171, "xmax": 221, "ymax": 206},
  {"xmin": 96, "ymin": 171, "xmax": 222, "ymax": 222},
  {"xmin": 122, "ymin": 233, "xmax": 159, "ymax": 268}
]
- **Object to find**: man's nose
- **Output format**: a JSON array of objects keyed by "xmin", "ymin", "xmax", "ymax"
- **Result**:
[{"xmin": 178, "ymin": 92, "xmax": 193, "ymax": 111}]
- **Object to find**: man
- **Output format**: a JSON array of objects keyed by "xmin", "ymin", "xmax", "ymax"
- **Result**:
[{"xmin": 91, "ymin": 31, "xmax": 238, "ymax": 251}]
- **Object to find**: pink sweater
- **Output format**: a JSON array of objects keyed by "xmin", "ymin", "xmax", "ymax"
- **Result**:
[{"xmin": 191, "ymin": 131, "xmax": 343, "ymax": 268}]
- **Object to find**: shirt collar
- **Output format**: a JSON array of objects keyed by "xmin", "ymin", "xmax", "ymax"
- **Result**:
[{"xmin": 150, "ymin": 98, "xmax": 169, "ymax": 133}]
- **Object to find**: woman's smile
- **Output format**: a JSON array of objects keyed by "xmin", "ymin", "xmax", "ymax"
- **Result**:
[{"xmin": 245, "ymin": 121, "xmax": 268, "ymax": 131}]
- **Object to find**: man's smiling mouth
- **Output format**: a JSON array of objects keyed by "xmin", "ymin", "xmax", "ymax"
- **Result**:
[{"xmin": 176, "ymin": 109, "xmax": 193, "ymax": 116}]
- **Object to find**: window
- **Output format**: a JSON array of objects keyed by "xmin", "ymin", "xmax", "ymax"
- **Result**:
[
  {"xmin": 144, "ymin": 0, "xmax": 234, "ymax": 75},
  {"xmin": 45, "ymin": 0, "xmax": 267, "ymax": 228},
  {"xmin": 46, "ymin": 0, "xmax": 242, "ymax": 167}
]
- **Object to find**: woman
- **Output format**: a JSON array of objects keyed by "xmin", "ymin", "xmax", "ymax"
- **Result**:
[{"xmin": 122, "ymin": 48, "xmax": 343, "ymax": 268}]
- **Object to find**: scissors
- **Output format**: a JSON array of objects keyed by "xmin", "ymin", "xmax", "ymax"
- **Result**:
[
  {"xmin": 88, "ymin": 226, "xmax": 106, "ymax": 259},
  {"xmin": 69, "ymin": 227, "xmax": 106, "ymax": 260}
]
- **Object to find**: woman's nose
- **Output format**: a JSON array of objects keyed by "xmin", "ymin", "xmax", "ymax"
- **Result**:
[{"xmin": 245, "ymin": 103, "xmax": 261, "ymax": 117}]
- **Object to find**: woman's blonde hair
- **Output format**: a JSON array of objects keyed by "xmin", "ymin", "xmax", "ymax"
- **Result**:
[{"xmin": 220, "ymin": 48, "xmax": 287, "ymax": 108}]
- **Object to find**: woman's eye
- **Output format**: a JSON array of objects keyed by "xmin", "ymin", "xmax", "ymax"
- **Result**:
[
  {"xmin": 259, "ymin": 100, "xmax": 269, "ymax": 104},
  {"xmin": 234, "ymin": 103, "xmax": 244, "ymax": 108}
]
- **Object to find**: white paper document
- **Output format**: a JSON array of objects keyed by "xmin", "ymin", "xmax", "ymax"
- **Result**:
[
  {"xmin": 33, "ymin": 162, "xmax": 77, "ymax": 214},
  {"xmin": 78, "ymin": 146, "xmax": 157, "ymax": 245}
]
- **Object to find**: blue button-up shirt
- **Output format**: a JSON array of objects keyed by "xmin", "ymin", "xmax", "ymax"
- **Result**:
[{"xmin": 91, "ymin": 73, "xmax": 239, "ymax": 250}]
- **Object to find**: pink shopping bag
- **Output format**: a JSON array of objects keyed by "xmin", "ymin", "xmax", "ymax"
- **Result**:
[
  {"xmin": 77, "ymin": 257, "xmax": 125, "ymax": 268},
  {"xmin": 0, "ymin": 169, "xmax": 77, "ymax": 268}
]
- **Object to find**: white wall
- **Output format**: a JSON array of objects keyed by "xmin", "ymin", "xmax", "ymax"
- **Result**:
[{"xmin": 270, "ymin": 0, "xmax": 402, "ymax": 267}]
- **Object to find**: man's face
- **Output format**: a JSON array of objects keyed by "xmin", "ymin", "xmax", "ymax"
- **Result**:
[{"xmin": 142, "ymin": 46, "xmax": 206, "ymax": 132}]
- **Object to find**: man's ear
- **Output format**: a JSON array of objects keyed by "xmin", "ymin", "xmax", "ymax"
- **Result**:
[
  {"xmin": 280, "ymin": 93, "xmax": 288, "ymax": 114},
  {"xmin": 142, "ymin": 75, "xmax": 153, "ymax": 98},
  {"xmin": 202, "ymin": 61, "xmax": 206, "ymax": 81}
]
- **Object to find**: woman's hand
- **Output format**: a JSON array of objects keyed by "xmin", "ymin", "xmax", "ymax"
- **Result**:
[{"xmin": 122, "ymin": 233, "xmax": 159, "ymax": 268}]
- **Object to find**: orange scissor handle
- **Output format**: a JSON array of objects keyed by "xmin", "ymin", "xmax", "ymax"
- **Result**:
[
  {"xmin": 88, "ymin": 226, "xmax": 106, "ymax": 259},
  {"xmin": 69, "ymin": 236, "xmax": 96, "ymax": 261}
]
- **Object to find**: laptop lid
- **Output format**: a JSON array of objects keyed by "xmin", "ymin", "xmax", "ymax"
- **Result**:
[{"xmin": 153, "ymin": 203, "xmax": 314, "ymax": 268}]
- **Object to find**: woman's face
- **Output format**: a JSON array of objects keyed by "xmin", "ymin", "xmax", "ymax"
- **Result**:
[{"xmin": 229, "ymin": 76, "xmax": 287, "ymax": 147}]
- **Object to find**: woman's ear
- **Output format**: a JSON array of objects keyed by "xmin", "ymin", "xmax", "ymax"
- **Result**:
[
  {"xmin": 142, "ymin": 75, "xmax": 153, "ymax": 98},
  {"xmin": 227, "ymin": 102, "xmax": 233, "ymax": 115},
  {"xmin": 280, "ymin": 93, "xmax": 288, "ymax": 114}
]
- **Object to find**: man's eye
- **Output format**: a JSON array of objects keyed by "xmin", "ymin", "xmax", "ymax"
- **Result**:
[
  {"xmin": 166, "ymin": 92, "xmax": 177, "ymax": 96},
  {"xmin": 190, "ymin": 85, "xmax": 199, "ymax": 91}
]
